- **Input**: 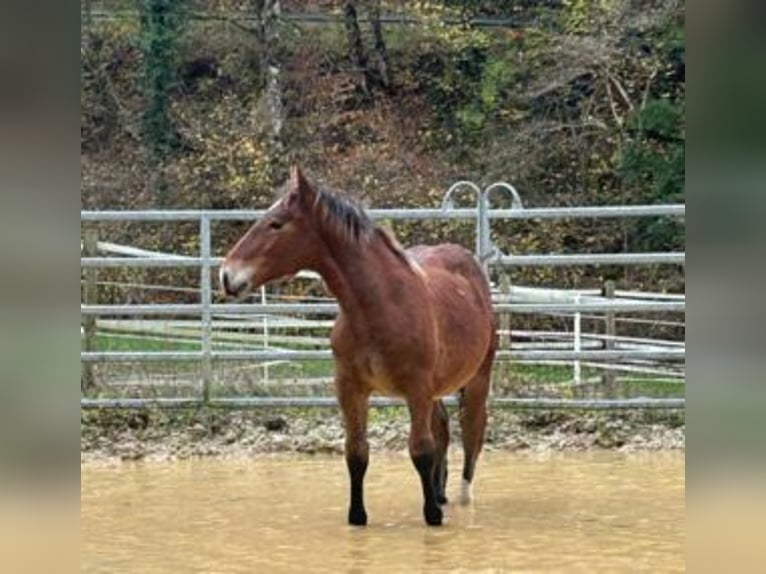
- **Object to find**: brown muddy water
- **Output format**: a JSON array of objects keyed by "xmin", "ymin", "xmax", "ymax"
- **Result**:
[{"xmin": 81, "ymin": 451, "xmax": 684, "ymax": 573}]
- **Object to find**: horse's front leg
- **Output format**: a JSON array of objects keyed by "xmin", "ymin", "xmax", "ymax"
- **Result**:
[
  {"xmin": 337, "ymin": 376, "xmax": 371, "ymax": 526},
  {"xmin": 407, "ymin": 394, "xmax": 443, "ymax": 526}
]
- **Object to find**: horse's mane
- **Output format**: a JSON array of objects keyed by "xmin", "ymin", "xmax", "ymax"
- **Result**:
[
  {"xmin": 312, "ymin": 186, "xmax": 413, "ymax": 268},
  {"xmin": 314, "ymin": 186, "xmax": 374, "ymax": 242}
]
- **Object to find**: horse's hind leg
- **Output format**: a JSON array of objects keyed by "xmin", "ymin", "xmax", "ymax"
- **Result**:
[
  {"xmin": 431, "ymin": 398, "xmax": 450, "ymax": 505},
  {"xmin": 459, "ymin": 343, "xmax": 494, "ymax": 505}
]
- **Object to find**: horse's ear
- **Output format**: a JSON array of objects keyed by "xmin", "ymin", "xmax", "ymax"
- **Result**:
[{"xmin": 290, "ymin": 165, "xmax": 316, "ymax": 207}]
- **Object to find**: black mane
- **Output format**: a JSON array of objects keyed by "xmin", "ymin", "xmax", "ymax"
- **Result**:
[
  {"xmin": 282, "ymin": 180, "xmax": 412, "ymax": 267},
  {"xmin": 314, "ymin": 187, "xmax": 374, "ymax": 242}
]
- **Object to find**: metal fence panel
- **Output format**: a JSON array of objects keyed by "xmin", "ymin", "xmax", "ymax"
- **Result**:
[
  {"xmin": 80, "ymin": 196, "xmax": 685, "ymax": 410},
  {"xmin": 80, "ymin": 396, "xmax": 684, "ymax": 410}
]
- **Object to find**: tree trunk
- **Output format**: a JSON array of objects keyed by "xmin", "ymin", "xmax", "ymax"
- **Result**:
[
  {"xmin": 343, "ymin": 1, "xmax": 372, "ymax": 99},
  {"xmin": 138, "ymin": 0, "xmax": 184, "ymax": 161},
  {"xmin": 367, "ymin": 0, "xmax": 391, "ymax": 91},
  {"xmin": 257, "ymin": 1, "xmax": 284, "ymax": 154}
]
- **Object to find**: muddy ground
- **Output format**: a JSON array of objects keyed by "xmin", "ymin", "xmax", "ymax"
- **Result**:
[{"xmin": 81, "ymin": 406, "xmax": 684, "ymax": 463}]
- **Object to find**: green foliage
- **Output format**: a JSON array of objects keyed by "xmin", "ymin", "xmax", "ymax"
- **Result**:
[
  {"xmin": 403, "ymin": 1, "xmax": 500, "ymax": 149},
  {"xmin": 138, "ymin": 0, "xmax": 187, "ymax": 159},
  {"xmin": 466, "ymin": 54, "xmax": 517, "ymax": 129},
  {"xmin": 620, "ymin": 98, "xmax": 685, "ymax": 250},
  {"xmin": 561, "ymin": 0, "xmax": 619, "ymax": 35},
  {"xmin": 621, "ymin": 98, "xmax": 684, "ymax": 200},
  {"xmin": 418, "ymin": 38, "xmax": 518, "ymax": 154},
  {"xmin": 634, "ymin": 98, "xmax": 683, "ymax": 142}
]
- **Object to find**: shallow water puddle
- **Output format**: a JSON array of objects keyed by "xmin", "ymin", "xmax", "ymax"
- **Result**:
[{"xmin": 82, "ymin": 451, "xmax": 684, "ymax": 572}]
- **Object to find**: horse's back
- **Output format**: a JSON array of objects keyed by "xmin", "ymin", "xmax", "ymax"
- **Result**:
[{"xmin": 408, "ymin": 244, "xmax": 491, "ymax": 305}]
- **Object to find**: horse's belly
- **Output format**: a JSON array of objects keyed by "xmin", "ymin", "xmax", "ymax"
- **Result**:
[
  {"xmin": 434, "ymin": 352, "xmax": 486, "ymax": 395},
  {"xmin": 367, "ymin": 375, "xmax": 405, "ymax": 397},
  {"xmin": 358, "ymin": 350, "xmax": 409, "ymax": 397}
]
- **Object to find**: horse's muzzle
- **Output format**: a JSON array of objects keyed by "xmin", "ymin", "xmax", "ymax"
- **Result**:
[{"xmin": 220, "ymin": 264, "xmax": 252, "ymax": 298}]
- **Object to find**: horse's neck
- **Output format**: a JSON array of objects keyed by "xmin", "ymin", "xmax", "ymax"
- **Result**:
[{"xmin": 314, "ymin": 231, "xmax": 402, "ymax": 317}]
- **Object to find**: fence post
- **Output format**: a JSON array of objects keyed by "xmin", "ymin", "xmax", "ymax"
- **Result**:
[
  {"xmin": 81, "ymin": 225, "xmax": 99, "ymax": 393},
  {"xmin": 200, "ymin": 215, "xmax": 213, "ymax": 403},
  {"xmin": 80, "ymin": 225, "xmax": 98, "ymax": 393},
  {"xmin": 499, "ymin": 273, "xmax": 512, "ymax": 349},
  {"xmin": 497, "ymin": 272, "xmax": 512, "ymax": 395},
  {"xmin": 478, "ymin": 192, "xmax": 492, "ymax": 273},
  {"xmin": 602, "ymin": 279, "xmax": 617, "ymax": 397},
  {"xmin": 573, "ymin": 293, "xmax": 582, "ymax": 386},
  {"xmin": 261, "ymin": 285, "xmax": 269, "ymax": 385},
  {"xmin": 475, "ymin": 193, "xmax": 484, "ymax": 264}
]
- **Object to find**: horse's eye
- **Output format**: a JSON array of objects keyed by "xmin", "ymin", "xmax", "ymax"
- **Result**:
[{"xmin": 269, "ymin": 220, "xmax": 284, "ymax": 231}]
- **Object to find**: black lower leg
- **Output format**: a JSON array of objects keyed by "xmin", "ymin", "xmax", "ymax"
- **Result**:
[
  {"xmin": 462, "ymin": 455, "xmax": 475, "ymax": 484},
  {"xmin": 346, "ymin": 454, "xmax": 368, "ymax": 526},
  {"xmin": 433, "ymin": 456, "xmax": 448, "ymax": 505},
  {"xmin": 412, "ymin": 452, "xmax": 443, "ymax": 526},
  {"xmin": 431, "ymin": 400, "xmax": 450, "ymax": 505}
]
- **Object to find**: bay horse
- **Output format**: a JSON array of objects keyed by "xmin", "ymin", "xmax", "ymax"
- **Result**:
[{"xmin": 220, "ymin": 167, "xmax": 496, "ymax": 526}]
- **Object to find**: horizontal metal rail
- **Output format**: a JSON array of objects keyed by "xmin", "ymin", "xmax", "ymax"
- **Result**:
[
  {"xmin": 80, "ymin": 208, "xmax": 478, "ymax": 222},
  {"xmin": 82, "ymin": 252, "xmax": 686, "ymax": 268},
  {"xmin": 487, "ymin": 205, "xmax": 685, "ymax": 219},
  {"xmin": 80, "ymin": 300, "xmax": 684, "ymax": 315},
  {"xmin": 496, "ymin": 252, "xmax": 685, "ymax": 266},
  {"xmin": 80, "ymin": 396, "xmax": 684, "ymax": 410},
  {"xmin": 81, "ymin": 349, "xmax": 684, "ymax": 363},
  {"xmin": 81, "ymin": 350, "xmax": 330, "ymax": 362},
  {"xmin": 495, "ymin": 301, "xmax": 685, "ymax": 313},
  {"xmin": 80, "ymin": 204, "xmax": 684, "ymax": 222},
  {"xmin": 82, "ymin": 256, "xmax": 205, "ymax": 268},
  {"xmin": 81, "ymin": 210, "xmax": 264, "ymax": 221},
  {"xmin": 81, "ymin": 303, "xmax": 340, "ymax": 315}
]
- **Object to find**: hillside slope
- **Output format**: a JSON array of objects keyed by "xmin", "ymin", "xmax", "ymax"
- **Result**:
[{"xmin": 81, "ymin": 0, "xmax": 685, "ymax": 294}]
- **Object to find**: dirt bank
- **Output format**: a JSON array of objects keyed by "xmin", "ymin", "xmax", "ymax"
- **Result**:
[{"xmin": 81, "ymin": 406, "xmax": 684, "ymax": 463}]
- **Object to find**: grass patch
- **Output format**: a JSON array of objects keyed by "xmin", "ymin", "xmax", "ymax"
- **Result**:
[
  {"xmin": 618, "ymin": 378, "xmax": 685, "ymax": 398},
  {"xmin": 84, "ymin": 335, "xmax": 683, "ymax": 401},
  {"xmin": 86, "ymin": 334, "xmax": 201, "ymax": 352},
  {"xmin": 510, "ymin": 363, "xmax": 597, "ymax": 384},
  {"xmin": 265, "ymin": 360, "xmax": 335, "ymax": 379}
]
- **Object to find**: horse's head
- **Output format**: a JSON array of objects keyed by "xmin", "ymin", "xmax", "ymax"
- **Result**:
[{"xmin": 220, "ymin": 166, "xmax": 320, "ymax": 298}]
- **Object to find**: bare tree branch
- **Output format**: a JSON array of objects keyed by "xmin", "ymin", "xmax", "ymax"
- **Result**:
[
  {"xmin": 606, "ymin": 71, "xmax": 634, "ymax": 112},
  {"xmin": 641, "ymin": 65, "xmax": 660, "ymax": 111},
  {"xmin": 604, "ymin": 71, "xmax": 624, "ymax": 129}
]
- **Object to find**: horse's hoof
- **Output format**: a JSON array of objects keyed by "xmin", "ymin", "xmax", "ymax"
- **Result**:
[
  {"xmin": 424, "ymin": 504, "xmax": 443, "ymax": 526},
  {"xmin": 348, "ymin": 508, "xmax": 368, "ymax": 526}
]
